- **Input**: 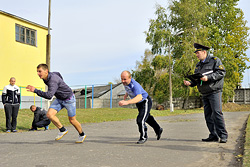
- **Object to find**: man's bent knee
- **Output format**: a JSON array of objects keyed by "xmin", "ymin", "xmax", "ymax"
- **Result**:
[{"xmin": 46, "ymin": 108, "xmax": 57, "ymax": 120}]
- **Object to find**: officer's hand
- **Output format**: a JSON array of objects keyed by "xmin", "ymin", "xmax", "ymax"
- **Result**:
[
  {"xmin": 183, "ymin": 80, "xmax": 191, "ymax": 86},
  {"xmin": 200, "ymin": 76, "xmax": 208, "ymax": 82}
]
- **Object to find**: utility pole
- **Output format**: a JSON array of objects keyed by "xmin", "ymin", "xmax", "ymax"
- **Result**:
[
  {"xmin": 46, "ymin": 0, "xmax": 51, "ymax": 71},
  {"xmin": 46, "ymin": 0, "xmax": 52, "ymax": 110},
  {"xmin": 168, "ymin": 31, "xmax": 184, "ymax": 112}
]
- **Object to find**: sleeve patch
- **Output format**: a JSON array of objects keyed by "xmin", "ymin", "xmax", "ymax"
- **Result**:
[{"xmin": 219, "ymin": 65, "xmax": 224, "ymax": 70}]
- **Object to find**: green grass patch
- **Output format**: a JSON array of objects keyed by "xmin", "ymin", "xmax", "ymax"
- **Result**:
[
  {"xmin": 0, "ymin": 108, "xmax": 203, "ymax": 133},
  {"xmin": 243, "ymin": 115, "xmax": 250, "ymax": 167}
]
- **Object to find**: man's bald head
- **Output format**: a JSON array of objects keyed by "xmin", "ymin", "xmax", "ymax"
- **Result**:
[{"xmin": 121, "ymin": 71, "xmax": 132, "ymax": 86}]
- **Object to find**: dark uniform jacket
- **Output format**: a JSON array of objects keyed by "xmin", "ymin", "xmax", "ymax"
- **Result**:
[
  {"xmin": 190, "ymin": 54, "xmax": 226, "ymax": 96},
  {"xmin": 32, "ymin": 107, "xmax": 49, "ymax": 125}
]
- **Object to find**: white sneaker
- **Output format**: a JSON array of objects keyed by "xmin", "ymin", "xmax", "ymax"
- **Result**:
[
  {"xmin": 75, "ymin": 135, "xmax": 86, "ymax": 143},
  {"xmin": 55, "ymin": 129, "xmax": 68, "ymax": 141}
]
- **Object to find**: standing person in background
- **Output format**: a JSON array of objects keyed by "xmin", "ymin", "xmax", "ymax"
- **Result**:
[
  {"xmin": 2, "ymin": 77, "xmax": 20, "ymax": 133},
  {"xmin": 26, "ymin": 64, "xmax": 86, "ymax": 143},
  {"xmin": 119, "ymin": 70, "xmax": 163, "ymax": 144},
  {"xmin": 184, "ymin": 43, "xmax": 228, "ymax": 143},
  {"xmin": 29, "ymin": 105, "xmax": 51, "ymax": 131}
]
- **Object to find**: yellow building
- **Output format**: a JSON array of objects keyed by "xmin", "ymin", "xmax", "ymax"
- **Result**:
[{"xmin": 0, "ymin": 10, "xmax": 48, "ymax": 108}]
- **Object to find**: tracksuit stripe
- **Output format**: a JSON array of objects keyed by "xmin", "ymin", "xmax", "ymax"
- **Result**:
[{"xmin": 141, "ymin": 98, "xmax": 148, "ymax": 139}]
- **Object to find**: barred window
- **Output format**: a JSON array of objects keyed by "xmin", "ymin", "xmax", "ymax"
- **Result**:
[{"xmin": 15, "ymin": 24, "xmax": 36, "ymax": 46}]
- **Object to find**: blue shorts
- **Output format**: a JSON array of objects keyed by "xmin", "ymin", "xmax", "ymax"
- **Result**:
[{"xmin": 49, "ymin": 95, "xmax": 76, "ymax": 117}]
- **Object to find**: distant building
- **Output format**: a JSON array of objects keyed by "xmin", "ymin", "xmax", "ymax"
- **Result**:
[
  {"xmin": 0, "ymin": 10, "xmax": 48, "ymax": 109},
  {"xmin": 73, "ymin": 83, "xmax": 125, "ymax": 108}
]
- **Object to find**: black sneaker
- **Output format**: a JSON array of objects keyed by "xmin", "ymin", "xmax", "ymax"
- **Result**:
[
  {"xmin": 136, "ymin": 138, "xmax": 147, "ymax": 144},
  {"xmin": 219, "ymin": 138, "xmax": 227, "ymax": 143},
  {"xmin": 156, "ymin": 128, "xmax": 163, "ymax": 140},
  {"xmin": 202, "ymin": 136, "xmax": 219, "ymax": 142}
]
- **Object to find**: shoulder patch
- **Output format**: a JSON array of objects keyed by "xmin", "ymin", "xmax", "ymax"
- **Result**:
[
  {"xmin": 213, "ymin": 57, "xmax": 217, "ymax": 60},
  {"xmin": 219, "ymin": 65, "xmax": 224, "ymax": 70}
]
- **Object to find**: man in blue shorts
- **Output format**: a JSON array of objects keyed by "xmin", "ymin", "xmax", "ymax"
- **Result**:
[
  {"xmin": 118, "ymin": 70, "xmax": 163, "ymax": 144},
  {"xmin": 26, "ymin": 64, "xmax": 86, "ymax": 143}
]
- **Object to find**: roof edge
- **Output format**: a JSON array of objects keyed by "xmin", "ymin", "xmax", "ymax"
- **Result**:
[{"xmin": 0, "ymin": 10, "xmax": 49, "ymax": 30}]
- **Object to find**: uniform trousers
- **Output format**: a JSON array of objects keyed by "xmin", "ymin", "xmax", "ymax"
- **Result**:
[
  {"xmin": 4, "ymin": 103, "xmax": 19, "ymax": 130},
  {"xmin": 32, "ymin": 120, "xmax": 51, "ymax": 129},
  {"xmin": 136, "ymin": 96, "xmax": 161, "ymax": 140},
  {"xmin": 202, "ymin": 92, "xmax": 228, "ymax": 139}
]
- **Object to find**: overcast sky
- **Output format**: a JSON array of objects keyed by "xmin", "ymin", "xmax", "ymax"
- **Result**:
[{"xmin": 1, "ymin": 0, "xmax": 250, "ymax": 87}]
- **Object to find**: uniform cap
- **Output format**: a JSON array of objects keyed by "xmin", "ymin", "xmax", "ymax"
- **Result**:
[{"xmin": 194, "ymin": 43, "xmax": 210, "ymax": 53}]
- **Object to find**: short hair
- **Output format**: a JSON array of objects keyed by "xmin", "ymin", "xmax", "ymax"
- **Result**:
[
  {"xmin": 30, "ymin": 105, "xmax": 36, "ymax": 110},
  {"xmin": 9, "ymin": 77, "xmax": 16, "ymax": 81},
  {"xmin": 37, "ymin": 64, "xmax": 49, "ymax": 71},
  {"xmin": 121, "ymin": 70, "xmax": 131, "ymax": 78}
]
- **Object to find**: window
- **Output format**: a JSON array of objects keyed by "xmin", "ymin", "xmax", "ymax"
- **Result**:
[{"xmin": 15, "ymin": 24, "xmax": 36, "ymax": 46}]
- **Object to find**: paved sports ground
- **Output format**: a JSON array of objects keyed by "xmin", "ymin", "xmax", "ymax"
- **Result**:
[{"xmin": 0, "ymin": 111, "xmax": 249, "ymax": 167}]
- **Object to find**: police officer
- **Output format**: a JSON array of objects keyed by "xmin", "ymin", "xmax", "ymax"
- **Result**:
[
  {"xmin": 119, "ymin": 70, "xmax": 163, "ymax": 144},
  {"xmin": 184, "ymin": 43, "xmax": 228, "ymax": 143}
]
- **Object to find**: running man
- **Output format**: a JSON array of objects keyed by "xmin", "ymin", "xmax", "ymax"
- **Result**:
[
  {"xmin": 119, "ymin": 70, "xmax": 163, "ymax": 144},
  {"xmin": 26, "ymin": 64, "xmax": 86, "ymax": 143}
]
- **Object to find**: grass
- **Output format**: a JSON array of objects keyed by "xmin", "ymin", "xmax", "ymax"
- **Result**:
[
  {"xmin": 243, "ymin": 115, "xmax": 250, "ymax": 167},
  {"xmin": 0, "ymin": 107, "xmax": 204, "ymax": 133}
]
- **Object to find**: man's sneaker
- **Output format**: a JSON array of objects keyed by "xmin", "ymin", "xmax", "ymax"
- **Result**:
[
  {"xmin": 75, "ymin": 135, "xmax": 87, "ymax": 143},
  {"xmin": 55, "ymin": 129, "xmax": 68, "ymax": 141},
  {"xmin": 12, "ymin": 130, "xmax": 17, "ymax": 133},
  {"xmin": 136, "ymin": 138, "xmax": 147, "ymax": 144},
  {"xmin": 156, "ymin": 128, "xmax": 163, "ymax": 140},
  {"xmin": 6, "ymin": 130, "xmax": 11, "ymax": 133},
  {"xmin": 29, "ymin": 128, "xmax": 37, "ymax": 131},
  {"xmin": 44, "ymin": 126, "xmax": 49, "ymax": 131}
]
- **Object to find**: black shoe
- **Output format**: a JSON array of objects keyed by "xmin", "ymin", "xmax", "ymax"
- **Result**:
[
  {"xmin": 29, "ymin": 129, "xmax": 37, "ymax": 131},
  {"xmin": 156, "ymin": 128, "xmax": 163, "ymax": 140},
  {"xmin": 219, "ymin": 138, "xmax": 227, "ymax": 143},
  {"xmin": 202, "ymin": 136, "xmax": 219, "ymax": 142},
  {"xmin": 136, "ymin": 138, "xmax": 147, "ymax": 144}
]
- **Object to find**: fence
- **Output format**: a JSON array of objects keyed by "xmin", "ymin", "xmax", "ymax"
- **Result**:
[
  {"xmin": 1, "ymin": 85, "xmax": 249, "ymax": 110},
  {"xmin": 72, "ymin": 84, "xmax": 114, "ymax": 109}
]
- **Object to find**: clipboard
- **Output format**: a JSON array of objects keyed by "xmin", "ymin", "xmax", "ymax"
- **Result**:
[{"xmin": 187, "ymin": 73, "xmax": 203, "ymax": 84}]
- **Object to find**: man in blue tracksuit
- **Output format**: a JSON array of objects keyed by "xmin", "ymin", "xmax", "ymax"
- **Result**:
[
  {"xmin": 184, "ymin": 43, "xmax": 228, "ymax": 143},
  {"xmin": 2, "ymin": 77, "xmax": 20, "ymax": 133},
  {"xmin": 26, "ymin": 64, "xmax": 86, "ymax": 143},
  {"xmin": 119, "ymin": 70, "xmax": 163, "ymax": 144}
]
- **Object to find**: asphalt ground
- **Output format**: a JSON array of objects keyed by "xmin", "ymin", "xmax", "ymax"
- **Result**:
[{"xmin": 0, "ymin": 111, "xmax": 249, "ymax": 167}]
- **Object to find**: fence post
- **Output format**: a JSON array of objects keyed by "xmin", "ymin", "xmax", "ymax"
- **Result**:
[
  {"xmin": 110, "ymin": 84, "xmax": 112, "ymax": 109},
  {"xmin": 19, "ymin": 86, "xmax": 23, "ymax": 109},
  {"xmin": 41, "ymin": 88, "xmax": 43, "ymax": 108},
  {"xmin": 92, "ymin": 85, "xmax": 94, "ymax": 108},
  {"xmin": 85, "ymin": 85, "xmax": 87, "ymax": 109},
  {"xmin": 244, "ymin": 89, "xmax": 246, "ymax": 104}
]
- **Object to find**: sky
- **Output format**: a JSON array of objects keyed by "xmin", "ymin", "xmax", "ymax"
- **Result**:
[{"xmin": 1, "ymin": 0, "xmax": 250, "ymax": 88}]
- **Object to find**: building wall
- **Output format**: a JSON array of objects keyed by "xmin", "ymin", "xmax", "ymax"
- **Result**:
[
  {"xmin": 0, "ymin": 11, "xmax": 47, "ymax": 96},
  {"xmin": 99, "ymin": 84, "xmax": 124, "ymax": 99}
]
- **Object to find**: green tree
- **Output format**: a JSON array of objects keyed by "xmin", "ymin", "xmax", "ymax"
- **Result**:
[{"xmin": 145, "ymin": 0, "xmax": 249, "ymax": 103}]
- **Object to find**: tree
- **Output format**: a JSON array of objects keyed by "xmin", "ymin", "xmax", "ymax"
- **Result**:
[{"xmin": 133, "ymin": 0, "xmax": 249, "ymax": 105}]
